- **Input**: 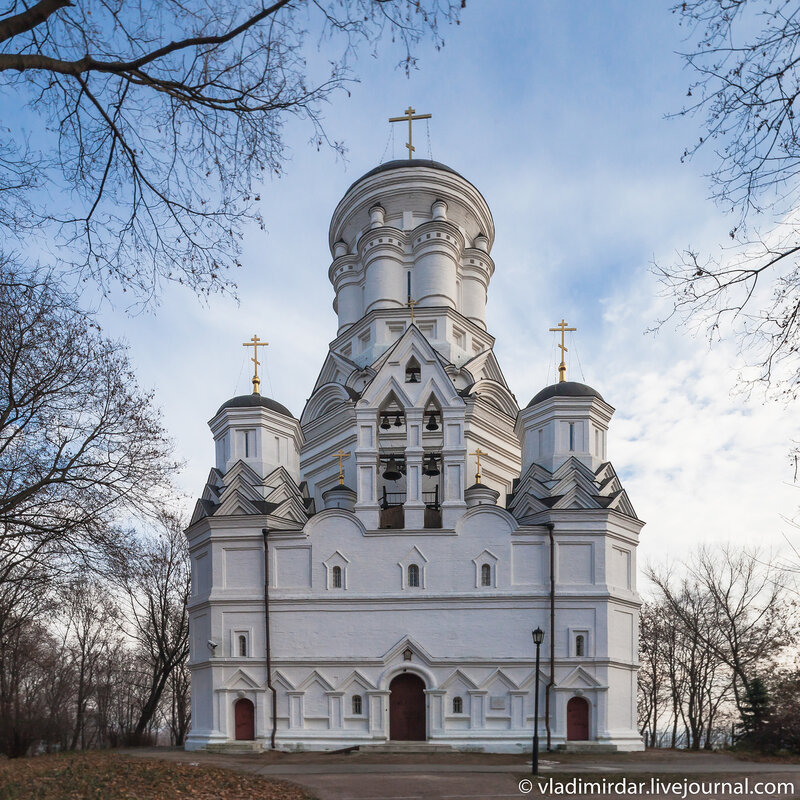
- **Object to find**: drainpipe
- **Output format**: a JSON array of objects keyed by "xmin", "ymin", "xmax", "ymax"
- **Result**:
[
  {"xmin": 545, "ymin": 522, "xmax": 556, "ymax": 751},
  {"xmin": 263, "ymin": 528, "xmax": 277, "ymax": 750}
]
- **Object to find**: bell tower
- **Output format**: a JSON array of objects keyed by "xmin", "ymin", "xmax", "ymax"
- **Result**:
[{"xmin": 301, "ymin": 158, "xmax": 521, "ymax": 521}]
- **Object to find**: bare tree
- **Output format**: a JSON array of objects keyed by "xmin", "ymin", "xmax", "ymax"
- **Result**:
[
  {"xmin": 656, "ymin": 1, "xmax": 800, "ymax": 397},
  {"xmin": 638, "ymin": 601, "xmax": 668, "ymax": 747},
  {"xmin": 0, "ymin": 0, "xmax": 463, "ymax": 302},
  {"xmin": 648, "ymin": 546, "xmax": 792, "ymax": 724},
  {"xmin": 113, "ymin": 513, "xmax": 190, "ymax": 744},
  {"xmin": 0, "ymin": 264, "xmax": 178, "ymax": 579},
  {"xmin": 62, "ymin": 577, "xmax": 118, "ymax": 750}
]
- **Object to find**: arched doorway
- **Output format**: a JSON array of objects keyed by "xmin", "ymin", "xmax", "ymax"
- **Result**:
[
  {"xmin": 566, "ymin": 696, "xmax": 589, "ymax": 741},
  {"xmin": 234, "ymin": 698, "xmax": 255, "ymax": 741},
  {"xmin": 389, "ymin": 673, "xmax": 426, "ymax": 741}
]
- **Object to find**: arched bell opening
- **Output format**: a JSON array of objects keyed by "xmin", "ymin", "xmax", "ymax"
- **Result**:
[
  {"xmin": 404, "ymin": 356, "xmax": 421, "ymax": 384},
  {"xmin": 421, "ymin": 395, "xmax": 443, "ymax": 529},
  {"xmin": 377, "ymin": 393, "xmax": 406, "ymax": 528}
]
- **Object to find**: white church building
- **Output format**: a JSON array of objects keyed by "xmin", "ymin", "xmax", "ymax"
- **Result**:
[{"xmin": 184, "ymin": 157, "xmax": 644, "ymax": 752}]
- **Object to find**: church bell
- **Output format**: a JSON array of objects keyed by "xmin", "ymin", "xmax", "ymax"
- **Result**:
[
  {"xmin": 380, "ymin": 414, "xmax": 391, "ymax": 430},
  {"xmin": 425, "ymin": 412, "xmax": 439, "ymax": 431},
  {"xmin": 423, "ymin": 453, "xmax": 440, "ymax": 477},
  {"xmin": 382, "ymin": 456, "xmax": 403, "ymax": 481}
]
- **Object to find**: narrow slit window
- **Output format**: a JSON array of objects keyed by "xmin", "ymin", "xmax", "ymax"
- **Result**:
[
  {"xmin": 332, "ymin": 565, "xmax": 342, "ymax": 589},
  {"xmin": 575, "ymin": 634, "xmax": 585, "ymax": 657},
  {"xmin": 568, "ymin": 422, "xmax": 575, "ymax": 452},
  {"xmin": 453, "ymin": 696, "xmax": 463, "ymax": 714},
  {"xmin": 481, "ymin": 563, "xmax": 491, "ymax": 587},
  {"xmin": 238, "ymin": 634, "xmax": 247, "ymax": 657},
  {"xmin": 352, "ymin": 694, "xmax": 362, "ymax": 715},
  {"xmin": 408, "ymin": 563, "xmax": 420, "ymax": 587}
]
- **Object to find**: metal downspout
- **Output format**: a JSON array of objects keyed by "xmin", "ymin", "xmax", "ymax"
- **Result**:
[
  {"xmin": 546, "ymin": 522, "xmax": 556, "ymax": 751},
  {"xmin": 263, "ymin": 528, "xmax": 277, "ymax": 750}
]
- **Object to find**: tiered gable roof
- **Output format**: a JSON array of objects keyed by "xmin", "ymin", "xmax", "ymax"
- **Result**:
[
  {"xmin": 190, "ymin": 461, "xmax": 313, "ymax": 527},
  {"xmin": 508, "ymin": 457, "xmax": 638, "ymax": 522}
]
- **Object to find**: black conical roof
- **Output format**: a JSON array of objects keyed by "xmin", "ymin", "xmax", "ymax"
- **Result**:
[
  {"xmin": 216, "ymin": 393, "xmax": 295, "ymax": 418},
  {"xmin": 527, "ymin": 381, "xmax": 603, "ymax": 407}
]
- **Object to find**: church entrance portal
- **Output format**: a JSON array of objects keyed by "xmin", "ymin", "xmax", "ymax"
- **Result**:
[
  {"xmin": 389, "ymin": 674, "xmax": 426, "ymax": 741},
  {"xmin": 566, "ymin": 696, "xmax": 589, "ymax": 740},
  {"xmin": 234, "ymin": 698, "xmax": 255, "ymax": 740}
]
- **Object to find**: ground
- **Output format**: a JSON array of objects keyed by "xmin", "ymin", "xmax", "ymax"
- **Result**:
[
  {"xmin": 128, "ymin": 747, "xmax": 800, "ymax": 800},
  {"xmin": 0, "ymin": 751, "xmax": 312, "ymax": 800},
  {"xmin": 3, "ymin": 748, "xmax": 800, "ymax": 800}
]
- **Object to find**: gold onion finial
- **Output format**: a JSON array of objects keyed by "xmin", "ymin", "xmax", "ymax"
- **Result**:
[
  {"xmin": 407, "ymin": 296, "xmax": 417, "ymax": 323},
  {"xmin": 388, "ymin": 106, "xmax": 432, "ymax": 160},
  {"xmin": 470, "ymin": 448, "xmax": 488, "ymax": 485},
  {"xmin": 548, "ymin": 319, "xmax": 577, "ymax": 383},
  {"xmin": 242, "ymin": 334, "xmax": 269, "ymax": 394},
  {"xmin": 332, "ymin": 449, "xmax": 350, "ymax": 486}
]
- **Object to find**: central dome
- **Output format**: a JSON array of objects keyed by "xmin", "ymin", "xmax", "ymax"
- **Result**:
[{"xmin": 344, "ymin": 159, "xmax": 466, "ymax": 195}]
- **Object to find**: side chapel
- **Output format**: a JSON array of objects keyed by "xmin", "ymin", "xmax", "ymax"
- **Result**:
[{"xmin": 184, "ymin": 146, "xmax": 644, "ymax": 752}]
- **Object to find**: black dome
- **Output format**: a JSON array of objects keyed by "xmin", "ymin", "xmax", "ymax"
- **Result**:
[
  {"xmin": 216, "ymin": 393, "xmax": 295, "ymax": 418},
  {"xmin": 345, "ymin": 159, "xmax": 465, "ymax": 195},
  {"xmin": 527, "ymin": 381, "xmax": 604, "ymax": 407}
]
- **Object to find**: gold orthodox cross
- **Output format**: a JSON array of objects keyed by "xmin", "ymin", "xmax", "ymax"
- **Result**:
[
  {"xmin": 548, "ymin": 319, "xmax": 576, "ymax": 383},
  {"xmin": 407, "ymin": 296, "xmax": 418, "ymax": 323},
  {"xmin": 332, "ymin": 449, "xmax": 350, "ymax": 486},
  {"xmin": 470, "ymin": 448, "xmax": 488, "ymax": 485},
  {"xmin": 242, "ymin": 334, "xmax": 269, "ymax": 394},
  {"xmin": 389, "ymin": 107, "xmax": 432, "ymax": 160}
]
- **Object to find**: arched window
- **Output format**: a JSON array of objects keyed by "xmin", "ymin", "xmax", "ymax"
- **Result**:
[
  {"xmin": 481, "ymin": 563, "xmax": 491, "ymax": 587},
  {"xmin": 352, "ymin": 694, "xmax": 362, "ymax": 715},
  {"xmin": 575, "ymin": 634, "xmax": 585, "ymax": 657},
  {"xmin": 332, "ymin": 565, "xmax": 342, "ymax": 588},
  {"xmin": 408, "ymin": 564, "xmax": 420, "ymax": 587},
  {"xmin": 453, "ymin": 696, "xmax": 463, "ymax": 714},
  {"xmin": 238, "ymin": 634, "xmax": 247, "ymax": 657}
]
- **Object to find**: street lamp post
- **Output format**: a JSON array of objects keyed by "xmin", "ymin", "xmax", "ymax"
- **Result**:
[{"xmin": 531, "ymin": 627, "xmax": 545, "ymax": 776}]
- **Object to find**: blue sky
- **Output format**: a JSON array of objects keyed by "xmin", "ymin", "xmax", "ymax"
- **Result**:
[{"xmin": 89, "ymin": 1, "xmax": 798, "ymax": 567}]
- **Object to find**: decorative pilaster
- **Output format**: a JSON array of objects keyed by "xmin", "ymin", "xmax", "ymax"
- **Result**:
[
  {"xmin": 404, "ymin": 408, "xmax": 425, "ymax": 528},
  {"xmin": 354, "ymin": 408, "xmax": 379, "ymax": 529},
  {"xmin": 440, "ymin": 408, "xmax": 467, "ymax": 527}
]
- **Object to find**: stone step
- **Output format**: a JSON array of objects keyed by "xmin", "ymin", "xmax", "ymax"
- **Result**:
[
  {"xmin": 555, "ymin": 742, "xmax": 618, "ymax": 753},
  {"xmin": 206, "ymin": 742, "xmax": 262, "ymax": 754},
  {"xmin": 356, "ymin": 742, "xmax": 456, "ymax": 754}
]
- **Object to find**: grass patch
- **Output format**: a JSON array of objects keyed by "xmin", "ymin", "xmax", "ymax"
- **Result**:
[{"xmin": 0, "ymin": 751, "xmax": 314, "ymax": 800}]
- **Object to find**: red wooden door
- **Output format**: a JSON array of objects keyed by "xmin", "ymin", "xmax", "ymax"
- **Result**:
[
  {"xmin": 389, "ymin": 674, "xmax": 426, "ymax": 741},
  {"xmin": 235, "ymin": 698, "xmax": 255, "ymax": 741},
  {"xmin": 566, "ymin": 697, "xmax": 589, "ymax": 740}
]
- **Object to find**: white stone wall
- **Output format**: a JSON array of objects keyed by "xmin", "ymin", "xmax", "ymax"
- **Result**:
[{"xmin": 185, "ymin": 507, "xmax": 642, "ymax": 752}]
